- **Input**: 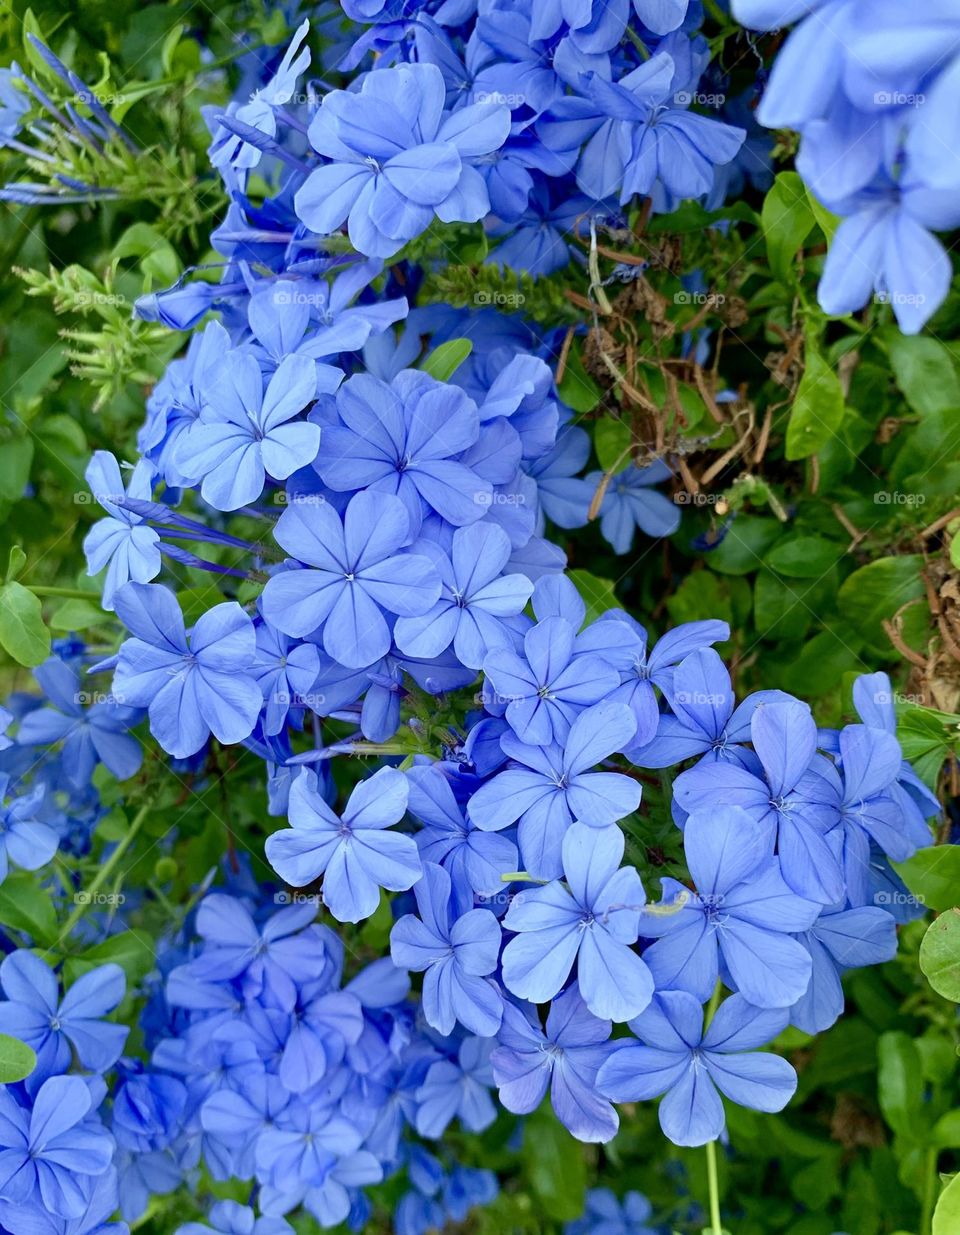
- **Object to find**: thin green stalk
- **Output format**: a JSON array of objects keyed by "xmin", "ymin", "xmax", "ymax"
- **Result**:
[
  {"xmin": 29, "ymin": 586, "xmax": 101, "ymax": 600},
  {"xmin": 702, "ymin": 0, "xmax": 729, "ymax": 23},
  {"xmin": 705, "ymin": 1139, "xmax": 723, "ymax": 1235},
  {"xmin": 704, "ymin": 981, "xmax": 725, "ymax": 1234},
  {"xmin": 920, "ymin": 1146, "xmax": 938, "ymax": 1235},
  {"xmin": 58, "ymin": 802, "xmax": 149, "ymax": 939}
]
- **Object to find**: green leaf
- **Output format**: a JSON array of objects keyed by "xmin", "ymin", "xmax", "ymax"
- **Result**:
[
  {"xmin": 593, "ymin": 419, "xmax": 632, "ymax": 471},
  {"xmin": 762, "ymin": 172, "xmax": 816, "ymax": 285},
  {"xmin": 0, "ymin": 581, "xmax": 50, "ymax": 667},
  {"xmin": 919, "ymin": 910, "xmax": 960, "ymax": 1002},
  {"xmin": 785, "ymin": 344, "xmax": 845, "ymax": 461},
  {"xmin": 0, "ymin": 872, "xmax": 58, "ymax": 944},
  {"xmin": 557, "ymin": 343, "xmax": 602, "ymax": 414},
  {"xmin": 421, "ymin": 338, "xmax": 472, "ymax": 382},
  {"xmin": 0, "ymin": 1033, "xmax": 36, "ymax": 1083},
  {"xmin": 894, "ymin": 847, "xmax": 960, "ymax": 913},
  {"xmin": 933, "ymin": 1172, "xmax": 960, "ymax": 1235},
  {"xmin": 706, "ymin": 517, "xmax": 783, "ymax": 576},
  {"xmin": 876, "ymin": 1031, "xmax": 924, "ymax": 1139},
  {"xmin": 884, "ymin": 332, "xmax": 960, "ymax": 417},
  {"xmin": 764, "ymin": 535, "xmax": 844, "ymax": 578},
  {"xmin": 521, "ymin": 1104, "xmax": 586, "ymax": 1221},
  {"xmin": 49, "ymin": 598, "xmax": 105, "ymax": 632},
  {"xmin": 568, "ymin": 569, "xmax": 619, "ymax": 624},
  {"xmin": 0, "ymin": 437, "xmax": 34, "ymax": 503},
  {"xmin": 837, "ymin": 555, "xmax": 925, "ymax": 653},
  {"xmin": 5, "ymin": 547, "xmax": 26, "ymax": 585},
  {"xmin": 64, "ymin": 931, "xmax": 155, "ymax": 985},
  {"xmin": 806, "ymin": 186, "xmax": 839, "ymax": 244},
  {"xmin": 898, "ymin": 705, "xmax": 955, "ymax": 789}
]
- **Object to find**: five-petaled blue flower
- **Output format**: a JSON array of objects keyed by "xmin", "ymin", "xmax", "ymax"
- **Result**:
[{"xmin": 266, "ymin": 767, "xmax": 420, "ymax": 922}]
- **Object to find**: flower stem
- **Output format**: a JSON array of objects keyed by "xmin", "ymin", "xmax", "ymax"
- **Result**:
[
  {"xmin": 706, "ymin": 1139, "xmax": 723, "ymax": 1235},
  {"xmin": 57, "ymin": 802, "xmax": 149, "ymax": 941},
  {"xmin": 920, "ymin": 1146, "xmax": 938, "ymax": 1235},
  {"xmin": 29, "ymin": 585, "xmax": 100, "ymax": 600}
]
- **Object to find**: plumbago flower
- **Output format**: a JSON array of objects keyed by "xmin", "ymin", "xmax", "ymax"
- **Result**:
[
  {"xmin": 628, "ymin": 646, "xmax": 784, "ymax": 768},
  {"xmin": 266, "ymin": 767, "xmax": 421, "ymax": 922},
  {"xmin": 390, "ymin": 861, "xmax": 503, "ymax": 1036},
  {"xmin": 0, "ymin": 1076, "xmax": 115, "ymax": 1217},
  {"xmin": 483, "ymin": 617, "xmax": 622, "ymax": 747},
  {"xmin": 501, "ymin": 822, "xmax": 654, "ymax": 1021},
  {"xmin": 491, "ymin": 984, "xmax": 619, "ymax": 1143},
  {"xmin": 261, "ymin": 490, "xmax": 442, "ymax": 668},
  {"xmin": 585, "ymin": 461, "xmax": 681, "ymax": 554},
  {"xmin": 112, "ymin": 583, "xmax": 262, "ymax": 759},
  {"xmin": 467, "ymin": 700, "xmax": 641, "ymax": 879},
  {"xmin": 640, "ymin": 806, "xmax": 821, "ymax": 1008},
  {"xmin": 790, "ymin": 903, "xmax": 897, "ymax": 1034},
  {"xmin": 313, "ymin": 370, "xmax": 493, "ymax": 531},
  {"xmin": 82, "ymin": 450, "xmax": 160, "ymax": 608},
  {"xmin": 393, "ymin": 523, "xmax": 534, "ymax": 669},
  {"xmin": 406, "ymin": 763, "xmax": 518, "ymax": 910},
  {"xmin": 295, "ymin": 62, "xmax": 512, "ymax": 257},
  {"xmin": 0, "ymin": 953, "xmax": 128, "ymax": 1086},
  {"xmin": 597, "ymin": 991, "xmax": 797, "ymax": 1146},
  {"xmin": 674, "ymin": 699, "xmax": 847, "ymax": 905},
  {"xmin": 564, "ymin": 1189, "xmax": 659, "ymax": 1235},
  {"xmin": 0, "ymin": 773, "xmax": 56, "ymax": 883},
  {"xmin": 16, "ymin": 656, "xmax": 142, "ymax": 788},
  {"xmin": 173, "ymin": 352, "xmax": 323, "ymax": 511}
]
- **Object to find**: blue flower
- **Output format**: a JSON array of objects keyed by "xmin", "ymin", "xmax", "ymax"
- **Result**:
[
  {"xmin": 467, "ymin": 701, "xmax": 641, "ymax": 880},
  {"xmin": 832, "ymin": 723, "xmax": 929, "ymax": 908},
  {"xmin": 266, "ymin": 767, "xmax": 420, "ymax": 922},
  {"xmin": 674, "ymin": 700, "xmax": 845, "ymax": 904},
  {"xmin": 0, "ymin": 67, "xmax": 30, "ymax": 146},
  {"xmin": 501, "ymin": 821, "xmax": 653, "ymax": 1021},
  {"xmin": 391, "ymin": 862, "xmax": 503, "ymax": 1035},
  {"xmin": 169, "ymin": 893, "xmax": 336, "ymax": 1011},
  {"xmin": 82, "ymin": 451, "xmax": 161, "ymax": 609},
  {"xmin": 0, "ymin": 953, "xmax": 127, "ymax": 1085},
  {"xmin": 314, "ymin": 370, "xmax": 493, "ymax": 531},
  {"xmin": 260, "ymin": 490, "xmax": 442, "ymax": 668},
  {"xmin": 641, "ymin": 805, "xmax": 820, "ymax": 1008},
  {"xmin": 245, "ymin": 265, "xmax": 407, "ymax": 368},
  {"xmin": 586, "ymin": 461, "xmax": 681, "ymax": 554},
  {"xmin": 393, "ymin": 523, "xmax": 533, "ymax": 668},
  {"xmin": 0, "ymin": 1075, "xmax": 114, "ymax": 1217},
  {"xmin": 483, "ymin": 617, "xmax": 621, "ymax": 747},
  {"xmin": 627, "ymin": 647, "xmax": 784, "ymax": 768},
  {"xmin": 174, "ymin": 352, "xmax": 322, "ymax": 511},
  {"xmin": 407, "ymin": 762, "xmax": 518, "ymax": 907},
  {"xmin": 208, "ymin": 19, "xmax": 311, "ymax": 172},
  {"xmin": 295, "ymin": 63, "xmax": 511, "ymax": 257},
  {"xmin": 597, "ymin": 990, "xmax": 797, "ymax": 1146},
  {"xmin": 600, "ymin": 615, "xmax": 729, "ymax": 749},
  {"xmin": 0, "ymin": 772, "xmax": 57, "ymax": 884},
  {"xmin": 491, "ymin": 984, "xmax": 619, "ymax": 1142},
  {"xmin": 251, "ymin": 617, "xmax": 321, "ymax": 737},
  {"xmin": 177, "ymin": 1199, "xmax": 293, "ymax": 1235},
  {"xmin": 564, "ymin": 1188, "xmax": 659, "ymax": 1235},
  {"xmin": 414, "ymin": 1035, "xmax": 497, "ymax": 1138},
  {"xmin": 112, "ymin": 583, "xmax": 262, "ymax": 759},
  {"xmin": 17, "ymin": 657, "xmax": 142, "ymax": 788},
  {"xmin": 791, "ymin": 904, "xmax": 897, "ymax": 1034}
]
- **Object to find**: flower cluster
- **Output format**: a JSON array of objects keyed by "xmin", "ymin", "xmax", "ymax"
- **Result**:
[
  {"xmin": 0, "ymin": 9, "xmax": 946, "ymax": 1235},
  {"xmin": 734, "ymin": 0, "xmax": 960, "ymax": 332}
]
